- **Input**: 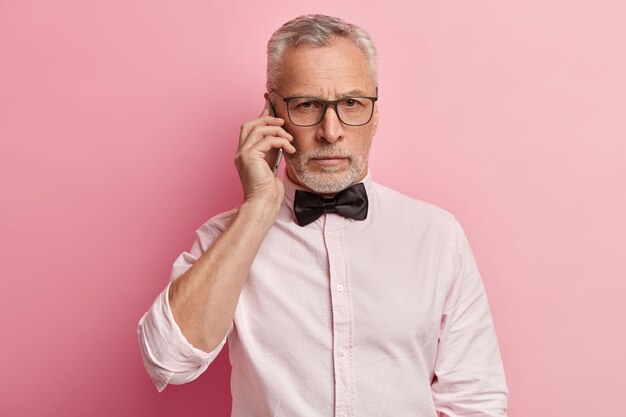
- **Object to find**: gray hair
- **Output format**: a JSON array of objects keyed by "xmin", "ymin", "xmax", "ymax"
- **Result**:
[{"xmin": 266, "ymin": 14, "xmax": 378, "ymax": 92}]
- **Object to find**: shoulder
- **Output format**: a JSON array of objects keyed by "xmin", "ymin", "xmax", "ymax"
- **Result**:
[
  {"xmin": 366, "ymin": 181, "xmax": 465, "ymax": 264},
  {"xmin": 371, "ymin": 181, "xmax": 457, "ymax": 229}
]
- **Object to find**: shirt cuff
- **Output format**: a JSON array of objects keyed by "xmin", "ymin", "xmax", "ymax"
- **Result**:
[{"xmin": 137, "ymin": 280, "xmax": 231, "ymax": 392}]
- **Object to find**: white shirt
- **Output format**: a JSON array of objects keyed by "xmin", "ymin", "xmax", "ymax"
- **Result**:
[{"xmin": 138, "ymin": 172, "xmax": 509, "ymax": 416}]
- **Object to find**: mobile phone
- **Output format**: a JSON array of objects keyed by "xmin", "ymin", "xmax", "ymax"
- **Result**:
[
  {"xmin": 272, "ymin": 149, "xmax": 283, "ymax": 176},
  {"xmin": 267, "ymin": 99, "xmax": 283, "ymax": 176}
]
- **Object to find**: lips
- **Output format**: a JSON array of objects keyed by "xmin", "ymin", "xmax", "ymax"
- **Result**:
[
  {"xmin": 313, "ymin": 156, "xmax": 346, "ymax": 160},
  {"xmin": 311, "ymin": 157, "xmax": 347, "ymax": 167}
]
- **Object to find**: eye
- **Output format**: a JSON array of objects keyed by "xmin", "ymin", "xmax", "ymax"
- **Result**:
[
  {"xmin": 291, "ymin": 98, "xmax": 323, "ymax": 112},
  {"xmin": 340, "ymin": 98, "xmax": 367, "ymax": 110}
]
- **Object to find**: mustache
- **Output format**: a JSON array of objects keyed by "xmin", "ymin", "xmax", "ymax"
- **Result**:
[{"xmin": 296, "ymin": 145, "xmax": 351, "ymax": 159}]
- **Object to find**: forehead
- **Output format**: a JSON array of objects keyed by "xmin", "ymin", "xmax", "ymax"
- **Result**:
[{"xmin": 278, "ymin": 37, "xmax": 375, "ymax": 97}]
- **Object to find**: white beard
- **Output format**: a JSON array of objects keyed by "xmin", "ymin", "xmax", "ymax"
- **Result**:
[{"xmin": 286, "ymin": 145, "xmax": 367, "ymax": 194}]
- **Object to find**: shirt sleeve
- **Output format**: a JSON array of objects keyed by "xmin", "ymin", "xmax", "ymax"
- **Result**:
[
  {"xmin": 431, "ymin": 217, "xmax": 509, "ymax": 416},
  {"xmin": 137, "ymin": 224, "xmax": 233, "ymax": 392}
]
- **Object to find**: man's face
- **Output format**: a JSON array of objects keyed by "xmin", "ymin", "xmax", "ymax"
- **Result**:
[{"xmin": 271, "ymin": 37, "xmax": 379, "ymax": 194}]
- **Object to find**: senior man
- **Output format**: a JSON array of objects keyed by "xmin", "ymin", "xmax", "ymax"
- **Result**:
[{"xmin": 138, "ymin": 14, "xmax": 509, "ymax": 417}]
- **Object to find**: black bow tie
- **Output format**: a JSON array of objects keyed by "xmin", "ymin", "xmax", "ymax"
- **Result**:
[{"xmin": 293, "ymin": 183, "xmax": 369, "ymax": 227}]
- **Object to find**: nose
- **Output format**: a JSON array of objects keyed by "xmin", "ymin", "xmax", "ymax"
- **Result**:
[{"xmin": 316, "ymin": 105, "xmax": 344, "ymax": 143}]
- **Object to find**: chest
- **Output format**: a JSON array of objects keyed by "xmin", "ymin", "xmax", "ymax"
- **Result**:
[{"xmin": 234, "ymin": 219, "xmax": 449, "ymax": 355}]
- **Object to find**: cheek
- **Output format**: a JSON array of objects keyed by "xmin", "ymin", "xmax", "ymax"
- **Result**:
[
  {"xmin": 357, "ymin": 141, "xmax": 373, "ymax": 159},
  {"xmin": 355, "ymin": 129, "xmax": 375, "ymax": 157},
  {"xmin": 290, "ymin": 128, "xmax": 316, "ymax": 153}
]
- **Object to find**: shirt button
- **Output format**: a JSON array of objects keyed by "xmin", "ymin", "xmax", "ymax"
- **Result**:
[
  {"xmin": 337, "ymin": 284, "xmax": 344, "ymax": 292},
  {"xmin": 340, "ymin": 348, "xmax": 348, "ymax": 357}
]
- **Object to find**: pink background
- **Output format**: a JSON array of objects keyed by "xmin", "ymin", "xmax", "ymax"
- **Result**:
[{"xmin": 1, "ymin": 1, "xmax": 624, "ymax": 416}]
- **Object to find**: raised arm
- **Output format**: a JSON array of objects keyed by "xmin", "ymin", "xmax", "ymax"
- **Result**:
[
  {"xmin": 171, "ymin": 103, "xmax": 296, "ymax": 350},
  {"xmin": 137, "ymin": 103, "xmax": 295, "ymax": 390}
]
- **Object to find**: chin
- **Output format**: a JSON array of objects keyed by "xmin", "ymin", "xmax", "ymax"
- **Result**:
[{"xmin": 294, "ymin": 167, "xmax": 363, "ymax": 194}]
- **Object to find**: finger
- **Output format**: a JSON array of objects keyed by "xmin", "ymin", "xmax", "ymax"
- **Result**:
[
  {"xmin": 235, "ymin": 136, "xmax": 295, "ymax": 174},
  {"xmin": 239, "ymin": 115, "xmax": 286, "ymax": 144},
  {"xmin": 256, "ymin": 125, "xmax": 293, "ymax": 141},
  {"xmin": 249, "ymin": 136, "xmax": 297, "ymax": 155},
  {"xmin": 240, "ymin": 125, "xmax": 294, "ymax": 149}
]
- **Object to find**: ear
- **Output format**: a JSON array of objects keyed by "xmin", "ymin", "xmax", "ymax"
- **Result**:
[
  {"xmin": 264, "ymin": 92, "xmax": 270, "ymax": 101},
  {"xmin": 371, "ymin": 105, "xmax": 380, "ymax": 136}
]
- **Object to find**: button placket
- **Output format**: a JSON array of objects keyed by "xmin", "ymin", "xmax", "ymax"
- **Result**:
[{"xmin": 323, "ymin": 215, "xmax": 353, "ymax": 416}]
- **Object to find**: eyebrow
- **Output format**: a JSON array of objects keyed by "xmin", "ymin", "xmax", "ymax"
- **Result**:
[{"xmin": 290, "ymin": 89, "xmax": 373, "ymax": 98}]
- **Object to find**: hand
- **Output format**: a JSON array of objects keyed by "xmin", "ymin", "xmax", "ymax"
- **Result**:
[{"xmin": 234, "ymin": 102, "xmax": 296, "ymax": 214}]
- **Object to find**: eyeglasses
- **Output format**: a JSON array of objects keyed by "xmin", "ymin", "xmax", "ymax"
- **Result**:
[{"xmin": 270, "ymin": 89, "xmax": 378, "ymax": 127}]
